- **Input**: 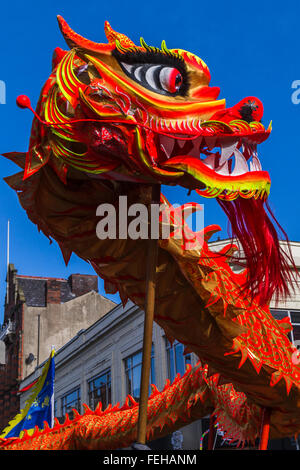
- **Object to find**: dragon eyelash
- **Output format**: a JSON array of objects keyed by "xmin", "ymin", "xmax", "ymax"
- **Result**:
[
  {"xmin": 112, "ymin": 47, "xmax": 190, "ymax": 97},
  {"xmin": 113, "ymin": 47, "xmax": 185, "ymax": 68}
]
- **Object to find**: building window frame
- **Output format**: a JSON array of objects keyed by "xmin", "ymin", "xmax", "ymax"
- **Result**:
[
  {"xmin": 271, "ymin": 309, "xmax": 300, "ymax": 344},
  {"xmin": 165, "ymin": 338, "xmax": 192, "ymax": 382},
  {"xmin": 87, "ymin": 369, "xmax": 111, "ymax": 411},
  {"xmin": 124, "ymin": 345, "xmax": 155, "ymax": 401},
  {"xmin": 61, "ymin": 387, "xmax": 81, "ymax": 417}
]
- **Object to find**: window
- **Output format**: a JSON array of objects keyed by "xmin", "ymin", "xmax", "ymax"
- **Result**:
[
  {"xmin": 271, "ymin": 309, "xmax": 300, "ymax": 344},
  {"xmin": 61, "ymin": 388, "xmax": 81, "ymax": 417},
  {"xmin": 165, "ymin": 338, "xmax": 192, "ymax": 382},
  {"xmin": 88, "ymin": 370, "xmax": 111, "ymax": 411},
  {"xmin": 124, "ymin": 346, "xmax": 155, "ymax": 400}
]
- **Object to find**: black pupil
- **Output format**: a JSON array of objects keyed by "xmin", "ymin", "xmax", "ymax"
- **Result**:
[{"xmin": 175, "ymin": 74, "xmax": 182, "ymax": 86}]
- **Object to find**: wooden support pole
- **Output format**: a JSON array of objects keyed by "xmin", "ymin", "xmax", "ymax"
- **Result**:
[
  {"xmin": 136, "ymin": 184, "xmax": 161, "ymax": 445},
  {"xmin": 207, "ymin": 414, "xmax": 216, "ymax": 450},
  {"xmin": 259, "ymin": 408, "xmax": 271, "ymax": 450}
]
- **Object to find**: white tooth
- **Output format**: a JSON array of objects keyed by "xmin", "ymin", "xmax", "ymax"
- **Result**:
[
  {"xmin": 192, "ymin": 119, "xmax": 198, "ymax": 132},
  {"xmin": 149, "ymin": 117, "xmax": 154, "ymax": 130},
  {"xmin": 160, "ymin": 144, "xmax": 169, "ymax": 159},
  {"xmin": 219, "ymin": 141, "xmax": 237, "ymax": 165},
  {"xmin": 168, "ymin": 121, "xmax": 176, "ymax": 132},
  {"xmin": 254, "ymin": 155, "xmax": 262, "ymax": 170},
  {"xmin": 160, "ymin": 137, "xmax": 175, "ymax": 156},
  {"xmin": 177, "ymin": 139, "xmax": 186, "ymax": 149},
  {"xmin": 215, "ymin": 161, "xmax": 230, "ymax": 175},
  {"xmin": 189, "ymin": 139, "xmax": 202, "ymax": 158},
  {"xmin": 152, "ymin": 117, "xmax": 158, "ymax": 131},
  {"xmin": 187, "ymin": 120, "xmax": 193, "ymax": 132},
  {"xmin": 231, "ymin": 149, "xmax": 249, "ymax": 175},
  {"xmin": 202, "ymin": 153, "xmax": 216, "ymax": 169},
  {"xmin": 197, "ymin": 121, "xmax": 203, "ymax": 132},
  {"xmin": 250, "ymin": 155, "xmax": 262, "ymax": 171},
  {"xmin": 242, "ymin": 143, "xmax": 252, "ymax": 160}
]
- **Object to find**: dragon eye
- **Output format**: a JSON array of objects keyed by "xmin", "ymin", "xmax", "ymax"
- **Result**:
[
  {"xmin": 159, "ymin": 67, "xmax": 183, "ymax": 93},
  {"xmin": 121, "ymin": 62, "xmax": 185, "ymax": 96}
]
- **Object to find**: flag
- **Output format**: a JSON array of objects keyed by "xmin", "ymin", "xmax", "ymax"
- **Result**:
[{"xmin": 1, "ymin": 349, "xmax": 55, "ymax": 438}]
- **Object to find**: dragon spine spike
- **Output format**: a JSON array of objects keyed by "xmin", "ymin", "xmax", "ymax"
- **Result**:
[
  {"xmin": 72, "ymin": 408, "xmax": 81, "ymax": 419},
  {"xmin": 57, "ymin": 16, "xmax": 114, "ymax": 52},
  {"xmin": 104, "ymin": 21, "xmax": 135, "ymax": 47},
  {"xmin": 82, "ymin": 404, "xmax": 93, "ymax": 415}
]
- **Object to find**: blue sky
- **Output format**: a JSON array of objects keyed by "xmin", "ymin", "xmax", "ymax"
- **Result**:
[{"xmin": 0, "ymin": 0, "xmax": 299, "ymax": 322}]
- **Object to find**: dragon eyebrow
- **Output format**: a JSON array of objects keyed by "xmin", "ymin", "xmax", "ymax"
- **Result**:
[{"xmin": 113, "ymin": 37, "xmax": 184, "ymax": 65}]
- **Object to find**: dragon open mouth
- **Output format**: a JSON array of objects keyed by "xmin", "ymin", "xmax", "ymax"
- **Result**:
[
  {"xmin": 152, "ymin": 121, "xmax": 272, "ymax": 199},
  {"xmin": 160, "ymin": 134, "xmax": 264, "ymax": 175}
]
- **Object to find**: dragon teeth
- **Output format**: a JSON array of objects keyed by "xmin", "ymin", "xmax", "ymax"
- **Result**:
[
  {"xmin": 177, "ymin": 139, "xmax": 186, "ymax": 149},
  {"xmin": 249, "ymin": 155, "xmax": 262, "ymax": 172},
  {"xmin": 231, "ymin": 149, "xmax": 249, "ymax": 175},
  {"xmin": 160, "ymin": 144, "xmax": 169, "ymax": 159},
  {"xmin": 157, "ymin": 129, "xmax": 263, "ymax": 174},
  {"xmin": 215, "ymin": 161, "xmax": 230, "ymax": 175},
  {"xmin": 160, "ymin": 137, "xmax": 175, "ymax": 157},
  {"xmin": 219, "ymin": 141, "xmax": 238, "ymax": 166},
  {"xmin": 202, "ymin": 153, "xmax": 216, "ymax": 169}
]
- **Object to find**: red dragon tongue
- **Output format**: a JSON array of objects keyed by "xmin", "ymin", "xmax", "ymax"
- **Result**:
[{"xmin": 217, "ymin": 197, "xmax": 297, "ymax": 306}]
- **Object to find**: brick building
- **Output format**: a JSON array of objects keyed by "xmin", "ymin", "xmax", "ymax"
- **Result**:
[{"xmin": 0, "ymin": 264, "xmax": 115, "ymax": 432}]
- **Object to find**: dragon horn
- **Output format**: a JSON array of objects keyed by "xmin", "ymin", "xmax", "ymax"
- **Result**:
[
  {"xmin": 57, "ymin": 16, "xmax": 135, "ymax": 53},
  {"xmin": 104, "ymin": 21, "xmax": 135, "ymax": 47}
]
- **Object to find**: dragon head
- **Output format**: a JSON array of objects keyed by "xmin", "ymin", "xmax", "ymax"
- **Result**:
[
  {"xmin": 24, "ymin": 16, "xmax": 271, "ymax": 200},
  {"xmin": 14, "ymin": 17, "xmax": 295, "ymax": 304}
]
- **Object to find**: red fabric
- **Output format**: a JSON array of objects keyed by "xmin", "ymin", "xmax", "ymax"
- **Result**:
[
  {"xmin": 13, "ymin": 379, "xmax": 38, "ymax": 395},
  {"xmin": 218, "ymin": 197, "xmax": 297, "ymax": 306}
]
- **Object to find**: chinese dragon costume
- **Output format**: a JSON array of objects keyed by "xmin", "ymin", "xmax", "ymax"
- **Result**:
[{"xmin": 1, "ymin": 16, "xmax": 299, "ymax": 450}]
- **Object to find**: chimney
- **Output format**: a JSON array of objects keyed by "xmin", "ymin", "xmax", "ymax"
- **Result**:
[
  {"xmin": 46, "ymin": 279, "xmax": 61, "ymax": 304},
  {"xmin": 68, "ymin": 274, "xmax": 98, "ymax": 298}
]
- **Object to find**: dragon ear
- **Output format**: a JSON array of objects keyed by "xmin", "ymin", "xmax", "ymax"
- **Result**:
[
  {"xmin": 104, "ymin": 21, "xmax": 135, "ymax": 48},
  {"xmin": 57, "ymin": 15, "xmax": 114, "ymax": 53}
]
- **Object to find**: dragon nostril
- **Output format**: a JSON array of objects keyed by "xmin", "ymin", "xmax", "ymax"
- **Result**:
[
  {"xmin": 239, "ymin": 100, "xmax": 259, "ymax": 122},
  {"xmin": 238, "ymin": 98, "xmax": 263, "ymax": 123}
]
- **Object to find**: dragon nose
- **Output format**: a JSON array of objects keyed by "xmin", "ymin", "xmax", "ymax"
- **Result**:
[
  {"xmin": 210, "ymin": 96, "xmax": 264, "ymax": 123},
  {"xmin": 234, "ymin": 97, "xmax": 264, "ymax": 123}
]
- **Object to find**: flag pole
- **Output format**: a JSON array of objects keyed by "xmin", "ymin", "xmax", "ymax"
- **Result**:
[
  {"xmin": 136, "ymin": 184, "xmax": 161, "ymax": 447},
  {"xmin": 6, "ymin": 220, "xmax": 10, "ymax": 305},
  {"xmin": 51, "ymin": 345, "xmax": 55, "ymax": 428}
]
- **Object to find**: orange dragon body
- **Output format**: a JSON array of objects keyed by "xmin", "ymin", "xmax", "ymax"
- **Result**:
[{"xmin": 1, "ymin": 17, "xmax": 299, "ymax": 449}]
